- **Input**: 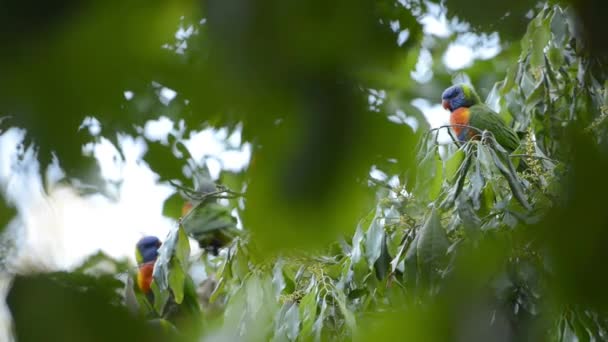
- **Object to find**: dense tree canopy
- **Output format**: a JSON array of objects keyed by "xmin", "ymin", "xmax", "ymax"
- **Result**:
[{"xmin": 2, "ymin": 0, "xmax": 608, "ymax": 341}]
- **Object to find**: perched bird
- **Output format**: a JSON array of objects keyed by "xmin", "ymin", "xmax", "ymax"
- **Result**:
[
  {"xmin": 181, "ymin": 199, "xmax": 238, "ymax": 256},
  {"xmin": 135, "ymin": 236, "xmax": 162, "ymax": 294},
  {"xmin": 179, "ymin": 171, "xmax": 239, "ymax": 256},
  {"xmin": 441, "ymin": 83, "xmax": 520, "ymax": 152}
]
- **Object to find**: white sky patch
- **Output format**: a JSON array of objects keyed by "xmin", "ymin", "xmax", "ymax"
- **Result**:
[
  {"xmin": 205, "ymin": 158, "xmax": 222, "ymax": 180},
  {"xmin": 227, "ymin": 125, "xmax": 242, "ymax": 146},
  {"xmin": 415, "ymin": 1, "xmax": 501, "ymax": 72},
  {"xmin": 183, "ymin": 126, "xmax": 251, "ymax": 179},
  {"xmin": 457, "ymin": 32, "xmax": 501, "ymax": 60},
  {"xmin": 411, "ymin": 48, "xmax": 433, "ymax": 83},
  {"xmin": 387, "ymin": 175, "xmax": 400, "ymax": 188},
  {"xmin": 159, "ymin": 87, "xmax": 177, "ymax": 106},
  {"xmin": 1, "ymin": 137, "xmax": 40, "ymax": 212},
  {"xmin": 368, "ymin": 89, "xmax": 386, "ymax": 112},
  {"xmin": 144, "ymin": 116, "xmax": 174, "ymax": 143},
  {"xmin": 370, "ymin": 166, "xmax": 388, "ymax": 182},
  {"xmin": 0, "ymin": 128, "xmax": 26, "ymax": 190},
  {"xmin": 123, "ymin": 90, "xmax": 134, "ymax": 101},
  {"xmin": 420, "ymin": 2, "xmax": 451, "ymax": 38},
  {"xmin": 80, "ymin": 117, "xmax": 101, "ymax": 136},
  {"xmin": 175, "ymin": 25, "xmax": 195, "ymax": 40},
  {"xmin": 388, "ymin": 20, "xmax": 412, "ymax": 47},
  {"xmin": 184, "ymin": 129, "xmax": 226, "ymax": 160},
  {"xmin": 413, "ymin": 98, "xmax": 452, "ymax": 144},
  {"xmin": 443, "ymin": 44, "xmax": 475, "ymax": 70},
  {"xmin": 444, "ymin": 32, "xmax": 501, "ymax": 70},
  {"xmin": 390, "ymin": 20, "xmax": 400, "ymax": 32},
  {"xmin": 164, "ymin": 21, "xmax": 198, "ymax": 55},
  {"xmin": 452, "ymin": 72, "xmax": 472, "ymax": 85},
  {"xmin": 93, "ymin": 137, "xmax": 124, "ymax": 182},
  {"xmin": 45, "ymin": 154, "xmax": 65, "ymax": 187},
  {"xmin": 398, "ymin": 29, "xmax": 410, "ymax": 46},
  {"xmin": 219, "ymin": 144, "xmax": 252, "ymax": 171},
  {"xmin": 404, "ymin": 116, "xmax": 419, "ymax": 132},
  {"xmin": 388, "ymin": 109, "xmax": 419, "ymax": 132}
]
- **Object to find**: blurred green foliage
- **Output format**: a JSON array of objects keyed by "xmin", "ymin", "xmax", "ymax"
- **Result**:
[
  {"xmin": 3, "ymin": 0, "xmax": 608, "ymax": 341},
  {"xmin": 8, "ymin": 272, "xmax": 169, "ymax": 342}
]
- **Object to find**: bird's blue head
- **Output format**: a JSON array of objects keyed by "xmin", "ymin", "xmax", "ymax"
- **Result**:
[
  {"xmin": 136, "ymin": 236, "xmax": 161, "ymax": 264},
  {"xmin": 441, "ymin": 83, "xmax": 481, "ymax": 111}
]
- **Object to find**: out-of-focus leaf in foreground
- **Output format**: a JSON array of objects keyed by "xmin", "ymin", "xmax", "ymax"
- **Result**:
[
  {"xmin": 539, "ymin": 131, "xmax": 608, "ymax": 312},
  {"xmin": 7, "ymin": 273, "xmax": 169, "ymax": 342},
  {"xmin": 199, "ymin": 0, "xmax": 420, "ymax": 253}
]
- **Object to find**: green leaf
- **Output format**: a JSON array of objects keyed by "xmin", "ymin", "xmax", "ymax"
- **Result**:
[
  {"xmin": 487, "ymin": 147, "xmax": 531, "ymax": 210},
  {"xmin": 299, "ymin": 287, "xmax": 318, "ymax": 339},
  {"xmin": 524, "ymin": 78, "xmax": 545, "ymax": 112},
  {"xmin": 272, "ymin": 260, "xmax": 286, "ymax": 296},
  {"xmin": 209, "ymin": 277, "xmax": 225, "ymax": 304},
  {"xmin": 529, "ymin": 12, "xmax": 551, "ymax": 70},
  {"xmin": 144, "ymin": 139, "xmax": 185, "ymax": 182},
  {"xmin": 373, "ymin": 233, "xmax": 391, "ymax": 280},
  {"xmin": 274, "ymin": 303, "xmax": 300, "ymax": 341},
  {"xmin": 502, "ymin": 65, "xmax": 519, "ymax": 94},
  {"xmin": 151, "ymin": 281, "xmax": 169, "ymax": 315},
  {"xmin": 351, "ymin": 222, "xmax": 366, "ymax": 264},
  {"xmin": 415, "ymin": 148, "xmax": 443, "ymax": 201},
  {"xmin": 162, "ymin": 192, "xmax": 184, "ymax": 220},
  {"xmin": 312, "ymin": 298, "xmax": 328, "ymax": 340},
  {"xmin": 168, "ymin": 258, "xmax": 186, "ymax": 304},
  {"xmin": 391, "ymin": 233, "xmax": 410, "ymax": 273},
  {"xmin": 469, "ymin": 160, "xmax": 485, "ymax": 210},
  {"xmin": 416, "ymin": 208, "xmax": 448, "ymax": 269},
  {"xmin": 153, "ymin": 225, "xmax": 188, "ymax": 292},
  {"xmin": 445, "ymin": 149, "xmax": 465, "ymax": 183},
  {"xmin": 231, "ymin": 244, "xmax": 250, "ymax": 281},
  {"xmin": 176, "ymin": 226, "xmax": 190, "ymax": 267},
  {"xmin": 365, "ymin": 210, "xmax": 384, "ymax": 268},
  {"xmin": 547, "ymin": 46, "xmax": 564, "ymax": 70},
  {"xmin": 334, "ymin": 289, "xmax": 356, "ymax": 332},
  {"xmin": 403, "ymin": 231, "xmax": 421, "ymax": 284}
]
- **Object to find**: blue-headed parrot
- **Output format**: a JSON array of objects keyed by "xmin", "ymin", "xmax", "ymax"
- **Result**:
[
  {"xmin": 441, "ymin": 83, "xmax": 520, "ymax": 152},
  {"xmin": 135, "ymin": 236, "xmax": 161, "ymax": 294}
]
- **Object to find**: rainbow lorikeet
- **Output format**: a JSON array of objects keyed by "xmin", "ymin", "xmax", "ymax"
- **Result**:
[
  {"xmin": 441, "ymin": 84, "xmax": 520, "ymax": 152},
  {"xmin": 135, "ymin": 236, "xmax": 162, "ymax": 294}
]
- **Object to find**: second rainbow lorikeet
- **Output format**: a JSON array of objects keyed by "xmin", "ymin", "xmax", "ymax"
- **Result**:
[
  {"xmin": 135, "ymin": 236, "xmax": 162, "ymax": 294},
  {"xmin": 441, "ymin": 83, "xmax": 520, "ymax": 152}
]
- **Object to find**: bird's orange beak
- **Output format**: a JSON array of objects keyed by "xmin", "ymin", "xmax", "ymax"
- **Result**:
[{"xmin": 442, "ymin": 100, "xmax": 451, "ymax": 111}]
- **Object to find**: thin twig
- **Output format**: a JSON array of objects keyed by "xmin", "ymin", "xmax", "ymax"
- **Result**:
[
  {"xmin": 169, "ymin": 181, "xmax": 245, "ymax": 200},
  {"xmin": 428, "ymin": 124, "xmax": 486, "ymax": 136},
  {"xmin": 447, "ymin": 129, "xmax": 461, "ymax": 147}
]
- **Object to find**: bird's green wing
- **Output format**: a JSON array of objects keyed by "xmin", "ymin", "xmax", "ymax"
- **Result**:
[
  {"xmin": 469, "ymin": 104, "xmax": 520, "ymax": 152},
  {"xmin": 135, "ymin": 248, "xmax": 143, "ymax": 265}
]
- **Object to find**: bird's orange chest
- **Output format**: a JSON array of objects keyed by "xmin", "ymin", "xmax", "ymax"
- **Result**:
[
  {"xmin": 450, "ymin": 107, "xmax": 472, "ymax": 140},
  {"xmin": 137, "ymin": 262, "xmax": 155, "ymax": 294}
]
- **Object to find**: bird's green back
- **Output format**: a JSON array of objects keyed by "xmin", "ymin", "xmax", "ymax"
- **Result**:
[{"xmin": 468, "ymin": 104, "xmax": 520, "ymax": 152}]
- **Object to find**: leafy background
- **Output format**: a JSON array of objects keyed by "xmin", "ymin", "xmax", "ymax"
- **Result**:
[{"xmin": 2, "ymin": 0, "xmax": 608, "ymax": 341}]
